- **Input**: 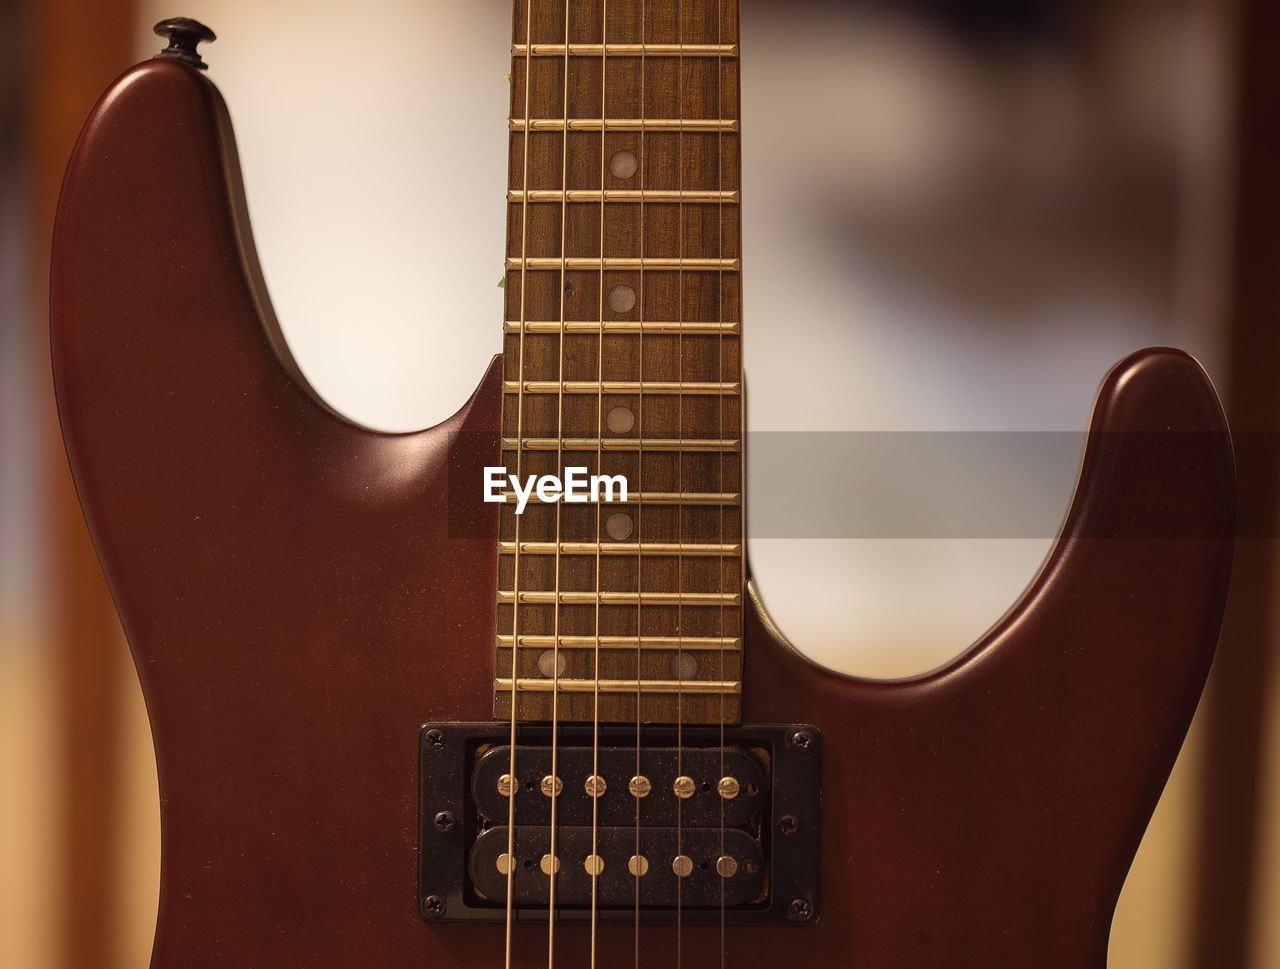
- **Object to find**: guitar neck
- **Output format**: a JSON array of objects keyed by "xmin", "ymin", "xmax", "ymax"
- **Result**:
[{"xmin": 494, "ymin": 0, "xmax": 744, "ymax": 726}]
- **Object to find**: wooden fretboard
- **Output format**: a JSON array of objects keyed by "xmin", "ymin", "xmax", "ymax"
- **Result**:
[{"xmin": 494, "ymin": 0, "xmax": 743, "ymax": 726}]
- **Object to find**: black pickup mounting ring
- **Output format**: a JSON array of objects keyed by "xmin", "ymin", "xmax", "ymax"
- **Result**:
[{"xmin": 418, "ymin": 721, "xmax": 821, "ymax": 925}]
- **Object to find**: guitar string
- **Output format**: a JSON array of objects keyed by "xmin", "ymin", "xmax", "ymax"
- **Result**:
[
  {"xmin": 547, "ymin": 0, "xmax": 573, "ymax": 960},
  {"xmin": 589, "ymin": 2, "xmax": 610, "ymax": 965},
  {"xmin": 675, "ymin": 1, "xmax": 687, "ymax": 964},
  {"xmin": 716, "ymin": 0, "xmax": 728, "ymax": 962},
  {"xmin": 503, "ymin": 0, "xmax": 537, "ymax": 963},
  {"xmin": 634, "ymin": 2, "xmax": 648, "ymax": 965}
]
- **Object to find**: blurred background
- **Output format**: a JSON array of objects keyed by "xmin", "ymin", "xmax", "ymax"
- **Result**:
[{"xmin": 2, "ymin": 0, "xmax": 1278, "ymax": 966}]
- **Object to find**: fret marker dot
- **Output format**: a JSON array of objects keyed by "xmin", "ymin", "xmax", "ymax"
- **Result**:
[
  {"xmin": 606, "ymin": 405, "xmax": 635, "ymax": 435},
  {"xmin": 610, "ymin": 149, "xmax": 639, "ymax": 179},
  {"xmin": 672, "ymin": 855, "xmax": 694, "ymax": 878},
  {"xmin": 606, "ymin": 512, "xmax": 634, "ymax": 541},
  {"xmin": 608, "ymin": 284, "xmax": 637, "ymax": 314},
  {"xmin": 628, "ymin": 854, "xmax": 650, "ymax": 877},
  {"xmin": 669, "ymin": 652, "xmax": 698, "ymax": 680},
  {"xmin": 537, "ymin": 650, "xmax": 566, "ymax": 678}
]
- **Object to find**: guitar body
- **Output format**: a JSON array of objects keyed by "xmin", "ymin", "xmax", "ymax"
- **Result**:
[{"xmin": 52, "ymin": 46, "xmax": 1234, "ymax": 969}]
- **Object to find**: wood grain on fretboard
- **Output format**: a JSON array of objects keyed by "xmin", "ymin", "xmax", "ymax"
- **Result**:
[{"xmin": 494, "ymin": 0, "xmax": 743, "ymax": 726}]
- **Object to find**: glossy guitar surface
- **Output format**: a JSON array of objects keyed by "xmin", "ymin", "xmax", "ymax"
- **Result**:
[{"xmin": 51, "ymin": 28, "xmax": 1234, "ymax": 969}]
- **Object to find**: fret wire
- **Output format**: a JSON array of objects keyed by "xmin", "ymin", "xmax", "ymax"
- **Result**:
[
  {"xmin": 512, "ymin": 43, "xmax": 738, "ymax": 57},
  {"xmin": 499, "ymin": 634, "xmax": 740, "ymax": 649},
  {"xmin": 499, "ymin": 542, "xmax": 741, "ymax": 556},
  {"xmin": 504, "ymin": 321, "xmax": 739, "ymax": 333},
  {"xmin": 509, "ymin": 189, "xmax": 739, "ymax": 203},
  {"xmin": 499, "ymin": 491, "xmax": 740, "ymax": 505},
  {"xmin": 503, "ymin": 380, "xmax": 739, "ymax": 395},
  {"xmin": 502, "ymin": 437, "xmax": 740, "ymax": 452},
  {"xmin": 510, "ymin": 118, "xmax": 739, "ymax": 132},
  {"xmin": 506, "ymin": 257, "xmax": 739, "ymax": 271},
  {"xmin": 497, "ymin": 590, "xmax": 741, "ymax": 606},
  {"xmin": 496, "ymin": 679, "xmax": 741, "ymax": 695}
]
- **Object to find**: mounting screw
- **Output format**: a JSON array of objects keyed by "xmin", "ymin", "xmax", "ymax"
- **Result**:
[
  {"xmin": 421, "ymin": 895, "xmax": 446, "ymax": 919},
  {"xmin": 152, "ymin": 18, "xmax": 216, "ymax": 71},
  {"xmin": 777, "ymin": 814, "xmax": 799, "ymax": 836},
  {"xmin": 788, "ymin": 729, "xmax": 814, "ymax": 750},
  {"xmin": 434, "ymin": 811, "xmax": 456, "ymax": 833},
  {"xmin": 787, "ymin": 898, "xmax": 813, "ymax": 922},
  {"xmin": 425, "ymin": 729, "xmax": 445, "ymax": 750}
]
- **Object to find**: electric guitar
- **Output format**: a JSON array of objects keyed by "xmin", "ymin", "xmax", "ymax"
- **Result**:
[{"xmin": 51, "ymin": 7, "xmax": 1236, "ymax": 968}]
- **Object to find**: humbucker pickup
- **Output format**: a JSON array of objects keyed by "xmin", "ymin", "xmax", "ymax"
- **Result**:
[{"xmin": 418, "ymin": 722, "xmax": 821, "ymax": 925}]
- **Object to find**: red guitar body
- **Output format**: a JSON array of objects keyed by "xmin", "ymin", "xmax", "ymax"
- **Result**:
[{"xmin": 52, "ymin": 56, "xmax": 1235, "ymax": 969}]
